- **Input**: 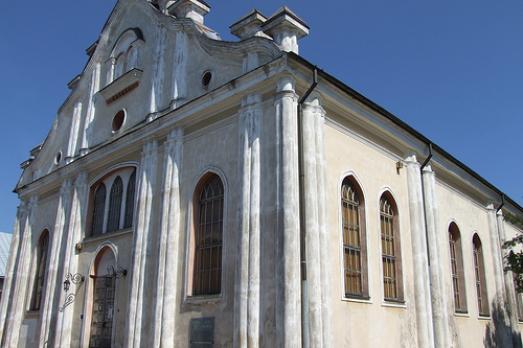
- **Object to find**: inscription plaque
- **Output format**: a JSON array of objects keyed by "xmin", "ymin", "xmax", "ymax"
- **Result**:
[{"xmin": 189, "ymin": 317, "xmax": 215, "ymax": 348}]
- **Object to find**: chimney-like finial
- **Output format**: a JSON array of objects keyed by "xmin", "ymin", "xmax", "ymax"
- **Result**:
[
  {"xmin": 230, "ymin": 9, "xmax": 270, "ymax": 40},
  {"xmin": 262, "ymin": 7, "xmax": 309, "ymax": 54},
  {"xmin": 167, "ymin": 0, "xmax": 210, "ymax": 25}
]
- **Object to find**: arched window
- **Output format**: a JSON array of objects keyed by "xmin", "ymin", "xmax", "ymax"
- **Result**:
[
  {"xmin": 114, "ymin": 54, "xmax": 125, "ymax": 79},
  {"xmin": 473, "ymin": 234, "xmax": 489, "ymax": 316},
  {"xmin": 91, "ymin": 184, "xmax": 107, "ymax": 236},
  {"xmin": 107, "ymin": 177, "xmax": 123, "ymax": 233},
  {"xmin": 30, "ymin": 230, "xmax": 49, "ymax": 311},
  {"xmin": 192, "ymin": 174, "xmax": 224, "ymax": 296},
  {"xmin": 89, "ymin": 247, "xmax": 117, "ymax": 348},
  {"xmin": 89, "ymin": 167, "xmax": 136, "ymax": 237},
  {"xmin": 124, "ymin": 169, "xmax": 136, "ymax": 229},
  {"xmin": 449, "ymin": 223, "xmax": 467, "ymax": 312},
  {"xmin": 341, "ymin": 177, "xmax": 368, "ymax": 299},
  {"xmin": 380, "ymin": 192, "xmax": 403, "ymax": 302},
  {"xmin": 126, "ymin": 45, "xmax": 138, "ymax": 71},
  {"xmin": 108, "ymin": 28, "xmax": 144, "ymax": 84}
]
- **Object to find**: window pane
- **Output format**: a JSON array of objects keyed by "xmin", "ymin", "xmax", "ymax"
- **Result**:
[
  {"xmin": 107, "ymin": 177, "xmax": 123, "ymax": 233},
  {"xmin": 91, "ymin": 184, "xmax": 107, "ymax": 236},
  {"xmin": 193, "ymin": 175, "xmax": 224, "ymax": 296},
  {"xmin": 124, "ymin": 170, "xmax": 136, "ymax": 229},
  {"xmin": 342, "ymin": 181, "xmax": 364, "ymax": 297}
]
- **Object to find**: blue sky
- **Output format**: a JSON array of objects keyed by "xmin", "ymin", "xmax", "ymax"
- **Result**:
[{"xmin": 0, "ymin": 0, "xmax": 522, "ymax": 232}]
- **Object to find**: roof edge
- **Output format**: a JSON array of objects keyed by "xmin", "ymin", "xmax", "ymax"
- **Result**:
[{"xmin": 287, "ymin": 52, "xmax": 523, "ymax": 214}]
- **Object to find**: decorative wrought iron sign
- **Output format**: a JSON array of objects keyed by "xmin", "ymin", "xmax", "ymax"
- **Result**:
[{"xmin": 59, "ymin": 273, "xmax": 85, "ymax": 312}]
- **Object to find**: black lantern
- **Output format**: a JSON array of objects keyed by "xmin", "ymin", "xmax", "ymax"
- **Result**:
[{"xmin": 62, "ymin": 273, "xmax": 85, "ymax": 292}]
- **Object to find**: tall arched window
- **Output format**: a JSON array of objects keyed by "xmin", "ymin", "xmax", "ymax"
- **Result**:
[
  {"xmin": 380, "ymin": 193, "xmax": 403, "ymax": 302},
  {"xmin": 192, "ymin": 174, "xmax": 224, "ymax": 296},
  {"xmin": 341, "ymin": 177, "xmax": 368, "ymax": 299},
  {"xmin": 473, "ymin": 234, "xmax": 489, "ymax": 316},
  {"xmin": 89, "ymin": 167, "xmax": 136, "ymax": 237},
  {"xmin": 124, "ymin": 169, "xmax": 136, "ymax": 229},
  {"xmin": 91, "ymin": 184, "xmax": 107, "ymax": 237},
  {"xmin": 107, "ymin": 177, "xmax": 123, "ymax": 233},
  {"xmin": 449, "ymin": 223, "xmax": 467, "ymax": 312},
  {"xmin": 30, "ymin": 230, "xmax": 50, "ymax": 311},
  {"xmin": 89, "ymin": 247, "xmax": 117, "ymax": 348}
]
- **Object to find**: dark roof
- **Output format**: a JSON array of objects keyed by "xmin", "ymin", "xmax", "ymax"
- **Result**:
[{"xmin": 288, "ymin": 52, "xmax": 523, "ymax": 214}]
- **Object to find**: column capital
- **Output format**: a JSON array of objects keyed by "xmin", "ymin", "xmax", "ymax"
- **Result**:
[
  {"xmin": 74, "ymin": 172, "xmax": 88, "ymax": 189},
  {"xmin": 166, "ymin": 128, "xmax": 184, "ymax": 143},
  {"xmin": 60, "ymin": 179, "xmax": 74, "ymax": 197},
  {"xmin": 142, "ymin": 139, "xmax": 159, "ymax": 157},
  {"xmin": 421, "ymin": 164, "xmax": 434, "ymax": 175},
  {"xmin": 486, "ymin": 203, "xmax": 497, "ymax": 212},
  {"xmin": 404, "ymin": 154, "xmax": 420, "ymax": 166},
  {"xmin": 497, "ymin": 209, "xmax": 505, "ymax": 218},
  {"xmin": 277, "ymin": 75, "xmax": 296, "ymax": 93},
  {"xmin": 28, "ymin": 195, "xmax": 39, "ymax": 210},
  {"xmin": 302, "ymin": 92, "xmax": 326, "ymax": 117},
  {"xmin": 241, "ymin": 93, "xmax": 263, "ymax": 108}
]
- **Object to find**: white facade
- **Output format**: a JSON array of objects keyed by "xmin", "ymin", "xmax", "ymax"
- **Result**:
[{"xmin": 2, "ymin": 0, "xmax": 523, "ymax": 347}]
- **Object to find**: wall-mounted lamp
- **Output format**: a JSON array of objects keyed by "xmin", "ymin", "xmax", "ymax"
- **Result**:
[
  {"xmin": 63, "ymin": 273, "xmax": 85, "ymax": 292},
  {"xmin": 60, "ymin": 273, "xmax": 85, "ymax": 312}
]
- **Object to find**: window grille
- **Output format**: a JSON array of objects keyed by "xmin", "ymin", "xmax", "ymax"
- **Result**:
[
  {"xmin": 91, "ymin": 184, "xmax": 107, "ymax": 236},
  {"xmin": 341, "ymin": 179, "xmax": 367, "ymax": 298},
  {"xmin": 449, "ymin": 224, "xmax": 467, "ymax": 312},
  {"xmin": 379, "ymin": 194, "xmax": 403, "ymax": 302},
  {"xmin": 473, "ymin": 235, "xmax": 489, "ymax": 316},
  {"xmin": 124, "ymin": 170, "xmax": 136, "ymax": 229},
  {"xmin": 30, "ymin": 230, "xmax": 49, "ymax": 311},
  {"xmin": 107, "ymin": 177, "xmax": 123, "ymax": 233},
  {"xmin": 193, "ymin": 175, "xmax": 224, "ymax": 296}
]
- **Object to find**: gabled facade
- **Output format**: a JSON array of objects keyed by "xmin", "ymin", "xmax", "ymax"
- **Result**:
[{"xmin": 2, "ymin": 0, "xmax": 523, "ymax": 347}]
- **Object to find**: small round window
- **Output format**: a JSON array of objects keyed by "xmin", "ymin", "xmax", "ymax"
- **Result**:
[
  {"xmin": 202, "ymin": 71, "xmax": 212, "ymax": 89},
  {"xmin": 54, "ymin": 151, "xmax": 62, "ymax": 165},
  {"xmin": 112, "ymin": 110, "xmax": 125, "ymax": 132}
]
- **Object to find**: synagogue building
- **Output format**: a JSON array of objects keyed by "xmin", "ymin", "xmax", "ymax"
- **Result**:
[{"xmin": 1, "ymin": 1, "xmax": 523, "ymax": 347}]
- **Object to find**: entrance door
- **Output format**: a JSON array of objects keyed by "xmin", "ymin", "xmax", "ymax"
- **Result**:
[{"xmin": 89, "ymin": 247, "xmax": 116, "ymax": 348}]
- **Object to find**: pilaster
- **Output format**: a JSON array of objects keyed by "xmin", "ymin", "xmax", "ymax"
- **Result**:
[
  {"xmin": 274, "ymin": 76, "xmax": 301, "ymax": 348},
  {"xmin": 54, "ymin": 173, "xmax": 88, "ymax": 347},
  {"xmin": 234, "ymin": 93, "xmax": 262, "ymax": 348},
  {"xmin": 487, "ymin": 204, "xmax": 513, "ymax": 347},
  {"xmin": 497, "ymin": 211, "xmax": 522, "ymax": 345},
  {"xmin": 0, "ymin": 202, "xmax": 27, "ymax": 345},
  {"xmin": 154, "ymin": 129, "xmax": 183, "ymax": 348},
  {"xmin": 39, "ymin": 179, "xmax": 74, "ymax": 348},
  {"xmin": 404, "ymin": 155, "xmax": 435, "ymax": 348},
  {"xmin": 66, "ymin": 102, "xmax": 83, "ymax": 163},
  {"xmin": 301, "ymin": 95, "xmax": 325, "ymax": 348},
  {"xmin": 421, "ymin": 165, "xmax": 452, "ymax": 348},
  {"xmin": 314, "ymin": 98, "xmax": 331, "ymax": 348},
  {"xmin": 81, "ymin": 63, "xmax": 101, "ymax": 155},
  {"xmin": 6, "ymin": 196, "xmax": 38, "ymax": 347},
  {"xmin": 171, "ymin": 31, "xmax": 188, "ymax": 109},
  {"xmin": 150, "ymin": 25, "xmax": 167, "ymax": 116},
  {"xmin": 126, "ymin": 140, "xmax": 159, "ymax": 348}
]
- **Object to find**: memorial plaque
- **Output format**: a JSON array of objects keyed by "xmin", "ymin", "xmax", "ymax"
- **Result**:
[{"xmin": 189, "ymin": 317, "xmax": 215, "ymax": 348}]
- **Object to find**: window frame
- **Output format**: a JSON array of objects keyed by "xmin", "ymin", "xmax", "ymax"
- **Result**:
[
  {"xmin": 472, "ymin": 234, "xmax": 490, "ymax": 317},
  {"xmin": 186, "ymin": 172, "xmax": 227, "ymax": 300},
  {"xmin": 339, "ymin": 175, "xmax": 369, "ymax": 301},
  {"xmin": 29, "ymin": 229, "xmax": 50, "ymax": 311},
  {"xmin": 448, "ymin": 222, "xmax": 468, "ymax": 314},
  {"xmin": 87, "ymin": 166, "xmax": 137, "ymax": 239},
  {"xmin": 379, "ymin": 191, "xmax": 404, "ymax": 303}
]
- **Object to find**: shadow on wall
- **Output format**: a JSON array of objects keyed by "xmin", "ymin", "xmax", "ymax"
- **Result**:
[{"xmin": 484, "ymin": 301, "xmax": 522, "ymax": 348}]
